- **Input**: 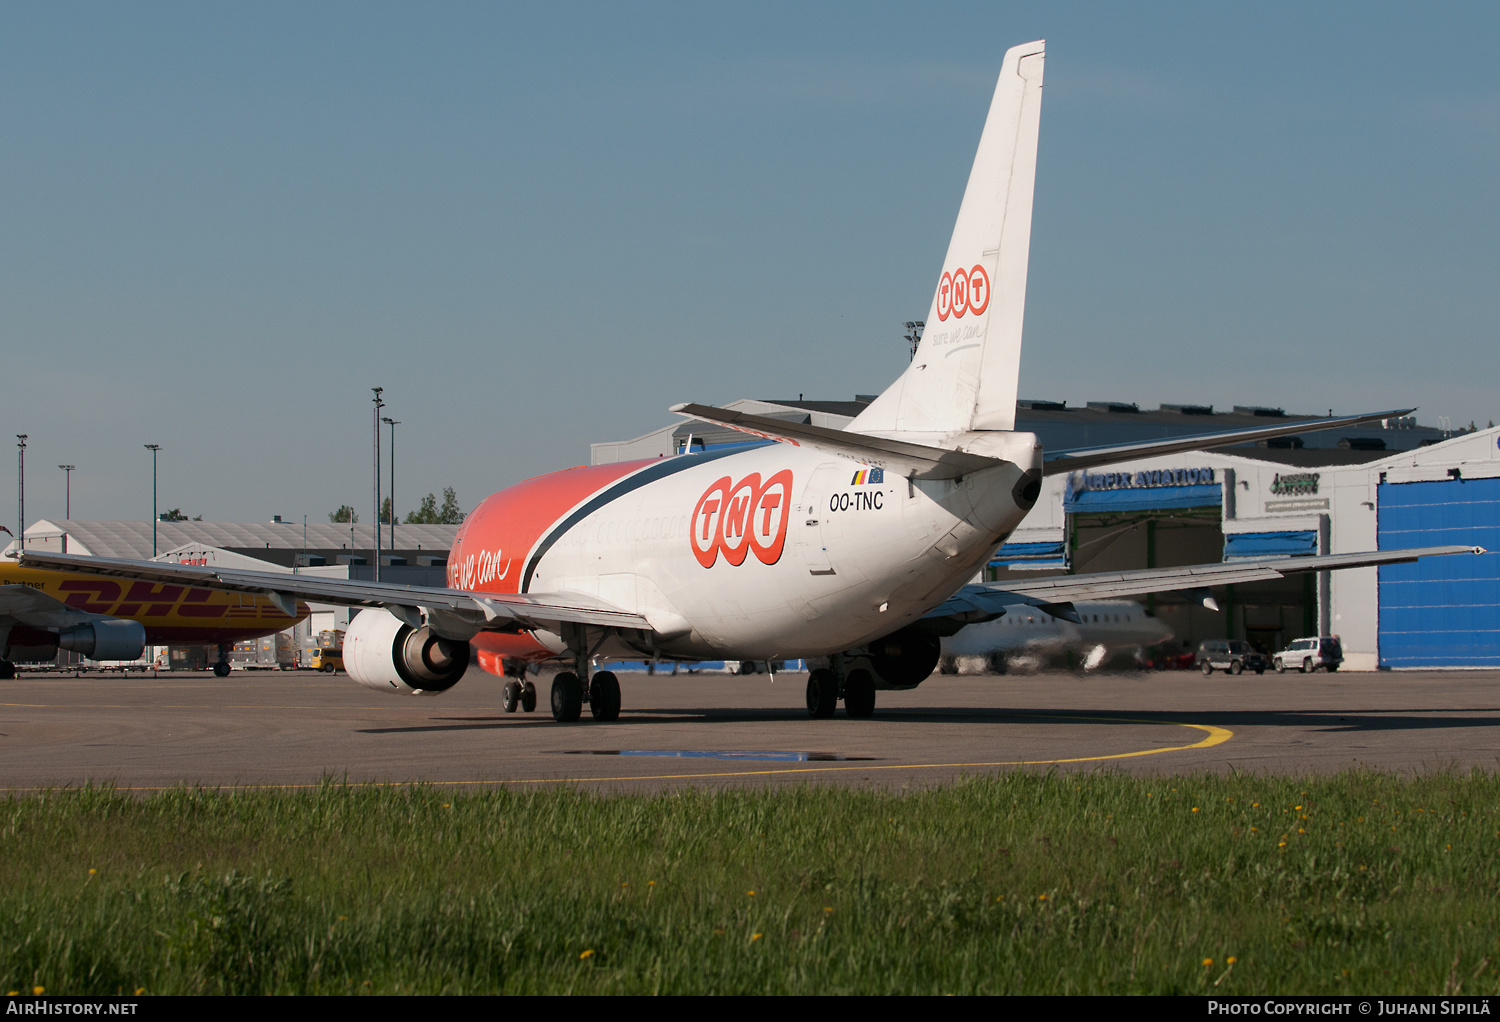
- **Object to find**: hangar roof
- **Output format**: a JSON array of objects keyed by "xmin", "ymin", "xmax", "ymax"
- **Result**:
[{"xmin": 15, "ymin": 520, "xmax": 458, "ymax": 563}]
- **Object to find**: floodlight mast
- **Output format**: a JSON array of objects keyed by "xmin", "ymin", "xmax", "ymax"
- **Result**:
[
  {"xmin": 143, "ymin": 445, "xmax": 161, "ymax": 556},
  {"xmin": 15, "ymin": 435, "xmax": 27, "ymax": 551},
  {"xmin": 382, "ymin": 417, "xmax": 400, "ymax": 551},
  {"xmin": 372, "ymin": 388, "xmax": 384, "ymax": 583},
  {"xmin": 58, "ymin": 464, "xmax": 75, "ymax": 553}
]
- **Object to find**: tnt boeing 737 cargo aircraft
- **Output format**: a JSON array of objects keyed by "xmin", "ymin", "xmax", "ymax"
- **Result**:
[{"xmin": 15, "ymin": 41, "xmax": 1480, "ymax": 721}]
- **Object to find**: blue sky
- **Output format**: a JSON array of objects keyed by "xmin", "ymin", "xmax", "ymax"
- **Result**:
[{"xmin": 3, "ymin": 2, "xmax": 1497, "ymax": 527}]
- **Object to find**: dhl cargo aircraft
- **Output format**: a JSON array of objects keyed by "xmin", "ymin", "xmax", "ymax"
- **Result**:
[
  {"xmin": 12, "ymin": 41, "xmax": 1481, "ymax": 718},
  {"xmin": 0, "ymin": 564, "xmax": 307, "ymax": 678}
]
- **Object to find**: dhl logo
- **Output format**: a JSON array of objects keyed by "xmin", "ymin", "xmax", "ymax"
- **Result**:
[
  {"xmin": 52, "ymin": 579, "xmax": 293, "ymax": 619},
  {"xmin": 690, "ymin": 470, "xmax": 793, "ymax": 568}
]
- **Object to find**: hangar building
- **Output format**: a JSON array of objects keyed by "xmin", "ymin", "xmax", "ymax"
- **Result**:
[{"xmin": 596, "ymin": 398, "xmax": 1498, "ymax": 670}]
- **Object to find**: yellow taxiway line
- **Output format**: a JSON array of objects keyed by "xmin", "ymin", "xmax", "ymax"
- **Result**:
[{"xmin": 0, "ymin": 714, "xmax": 1233, "ymax": 791}]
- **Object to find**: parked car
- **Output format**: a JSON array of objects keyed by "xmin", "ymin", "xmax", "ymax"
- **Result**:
[
  {"xmin": 1273, "ymin": 637, "xmax": 1343, "ymax": 673},
  {"xmin": 1195, "ymin": 640, "xmax": 1268, "ymax": 675}
]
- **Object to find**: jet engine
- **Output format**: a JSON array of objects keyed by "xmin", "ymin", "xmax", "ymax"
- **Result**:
[
  {"xmin": 344, "ymin": 608, "xmax": 470, "ymax": 696},
  {"xmin": 58, "ymin": 619, "xmax": 147, "ymax": 661},
  {"xmin": 862, "ymin": 626, "xmax": 941, "ymax": 690}
]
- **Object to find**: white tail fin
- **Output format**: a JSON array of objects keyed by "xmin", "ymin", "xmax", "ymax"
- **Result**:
[{"xmin": 851, "ymin": 40, "xmax": 1044, "ymax": 436}]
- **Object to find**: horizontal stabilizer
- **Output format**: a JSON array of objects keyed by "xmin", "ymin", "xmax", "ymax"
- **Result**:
[
  {"xmin": 669, "ymin": 403, "xmax": 1000, "ymax": 479},
  {"xmin": 1042, "ymin": 408, "xmax": 1414, "ymax": 476}
]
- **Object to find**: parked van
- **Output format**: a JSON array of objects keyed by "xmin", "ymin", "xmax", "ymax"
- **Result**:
[{"xmin": 309, "ymin": 648, "xmax": 344, "ymax": 673}]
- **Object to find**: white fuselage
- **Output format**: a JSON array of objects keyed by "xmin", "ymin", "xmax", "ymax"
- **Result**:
[{"xmin": 521, "ymin": 434, "xmax": 1042, "ymax": 661}]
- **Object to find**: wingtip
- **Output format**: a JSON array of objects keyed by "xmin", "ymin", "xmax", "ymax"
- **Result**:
[{"xmin": 668, "ymin": 403, "xmax": 690, "ymax": 414}]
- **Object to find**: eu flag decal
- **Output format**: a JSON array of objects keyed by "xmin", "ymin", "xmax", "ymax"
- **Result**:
[{"xmin": 850, "ymin": 468, "xmax": 884, "ymax": 485}]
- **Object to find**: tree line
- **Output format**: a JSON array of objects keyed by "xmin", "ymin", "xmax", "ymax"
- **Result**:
[{"xmin": 328, "ymin": 487, "xmax": 464, "ymax": 525}]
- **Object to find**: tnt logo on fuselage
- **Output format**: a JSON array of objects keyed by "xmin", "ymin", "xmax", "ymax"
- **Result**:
[{"xmin": 690, "ymin": 470, "xmax": 792, "ymax": 568}]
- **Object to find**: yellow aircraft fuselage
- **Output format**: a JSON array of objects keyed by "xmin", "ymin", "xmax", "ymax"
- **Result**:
[{"xmin": 2, "ymin": 564, "xmax": 309, "ymax": 646}]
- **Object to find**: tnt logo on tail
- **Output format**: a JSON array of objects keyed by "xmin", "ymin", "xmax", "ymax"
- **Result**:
[
  {"xmin": 690, "ymin": 470, "xmax": 793, "ymax": 568},
  {"xmin": 935, "ymin": 265, "xmax": 991, "ymax": 321}
]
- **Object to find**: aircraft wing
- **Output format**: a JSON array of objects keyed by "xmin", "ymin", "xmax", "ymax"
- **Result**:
[
  {"xmin": 1041, "ymin": 408, "xmax": 1412, "ymax": 476},
  {"xmin": 0, "ymin": 583, "xmax": 102, "ymax": 631},
  {"xmin": 921, "ymin": 544, "xmax": 1482, "ymax": 630},
  {"xmin": 670, "ymin": 402, "xmax": 1000, "ymax": 480},
  {"xmin": 14, "ymin": 552, "xmax": 653, "ymax": 637}
]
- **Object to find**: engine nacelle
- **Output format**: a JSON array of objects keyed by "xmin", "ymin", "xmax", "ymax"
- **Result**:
[
  {"xmin": 862, "ymin": 626, "xmax": 941, "ymax": 690},
  {"xmin": 344, "ymin": 608, "xmax": 470, "ymax": 696},
  {"xmin": 58, "ymin": 619, "xmax": 147, "ymax": 661}
]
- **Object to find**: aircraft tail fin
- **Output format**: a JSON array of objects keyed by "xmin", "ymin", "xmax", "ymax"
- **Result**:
[{"xmin": 851, "ymin": 40, "xmax": 1045, "ymax": 437}]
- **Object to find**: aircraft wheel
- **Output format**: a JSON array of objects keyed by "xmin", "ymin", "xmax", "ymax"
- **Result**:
[
  {"xmin": 1303, "ymin": 658, "xmax": 1313, "ymax": 674},
  {"xmin": 0, "ymin": 661, "xmax": 14, "ymax": 680},
  {"xmin": 589, "ymin": 670, "xmax": 621, "ymax": 722},
  {"xmin": 806, "ymin": 669, "xmax": 838, "ymax": 719},
  {"xmin": 550, "ymin": 672, "xmax": 583, "ymax": 723},
  {"xmin": 521, "ymin": 681, "xmax": 537, "ymax": 713},
  {"xmin": 1200, "ymin": 662, "xmax": 1213, "ymax": 676},
  {"xmin": 213, "ymin": 661, "xmax": 231, "ymax": 678},
  {"xmin": 986, "ymin": 653, "xmax": 1008, "ymax": 676},
  {"xmin": 502, "ymin": 681, "xmax": 522, "ymax": 713},
  {"xmin": 1230, "ymin": 660, "xmax": 1243, "ymax": 676},
  {"xmin": 843, "ymin": 668, "xmax": 876, "ymax": 718}
]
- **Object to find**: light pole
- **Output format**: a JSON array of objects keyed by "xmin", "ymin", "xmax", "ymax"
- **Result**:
[
  {"xmin": 58, "ymin": 464, "xmax": 74, "ymax": 553},
  {"xmin": 144, "ymin": 444, "xmax": 160, "ymax": 556},
  {"xmin": 382, "ymin": 416, "xmax": 400, "ymax": 551},
  {"xmin": 15, "ymin": 435, "xmax": 27, "ymax": 551},
  {"xmin": 372, "ymin": 388, "xmax": 383, "ymax": 582}
]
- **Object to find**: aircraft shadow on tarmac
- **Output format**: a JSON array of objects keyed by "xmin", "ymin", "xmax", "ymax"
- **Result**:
[{"xmin": 355, "ymin": 707, "xmax": 1500, "ymax": 735}]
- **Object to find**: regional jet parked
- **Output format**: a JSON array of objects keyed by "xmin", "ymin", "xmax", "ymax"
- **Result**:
[
  {"xmin": 939, "ymin": 600, "xmax": 1173, "ymax": 674},
  {"xmin": 14, "ymin": 41, "xmax": 1480, "ymax": 720}
]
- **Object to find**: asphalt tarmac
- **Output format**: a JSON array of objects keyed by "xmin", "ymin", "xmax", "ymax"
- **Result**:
[{"xmin": 1, "ymin": 666, "xmax": 1498, "ymax": 792}]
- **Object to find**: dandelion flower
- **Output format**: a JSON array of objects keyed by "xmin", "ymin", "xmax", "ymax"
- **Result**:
[
  {"xmin": 1227, "ymin": 957, "xmax": 1238, "ymax": 965},
  {"xmin": 751, "ymin": 933, "xmax": 763, "ymax": 941},
  {"xmin": 1192, "ymin": 807, "xmax": 1199, "ymax": 813},
  {"xmin": 1038, "ymin": 894, "xmax": 1048, "ymax": 901},
  {"xmin": 134, "ymin": 988, "xmax": 145, "ymax": 995},
  {"xmin": 33, "ymin": 988, "xmax": 43, "ymax": 996},
  {"xmin": 648, "ymin": 881, "xmax": 656, "ymax": 886},
  {"xmin": 1203, "ymin": 958, "xmax": 1214, "ymax": 968},
  {"xmin": 746, "ymin": 890, "xmax": 755, "ymax": 897},
  {"xmin": 580, "ymin": 950, "xmax": 594, "ymax": 960},
  {"xmin": 823, "ymin": 907, "xmax": 833, "ymax": 913},
  {"xmin": 88, "ymin": 869, "xmax": 96, "ymax": 875},
  {"xmin": 1278, "ymin": 841, "xmax": 1287, "ymax": 847},
  {"xmin": 1295, "ymin": 805, "xmax": 1303, "ymax": 810}
]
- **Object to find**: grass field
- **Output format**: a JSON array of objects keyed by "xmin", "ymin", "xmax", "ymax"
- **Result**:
[{"xmin": 3, "ymin": 773, "xmax": 1499, "ymax": 995}]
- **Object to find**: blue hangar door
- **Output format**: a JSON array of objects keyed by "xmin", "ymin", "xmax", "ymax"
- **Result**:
[{"xmin": 1378, "ymin": 476, "xmax": 1500, "ymax": 667}]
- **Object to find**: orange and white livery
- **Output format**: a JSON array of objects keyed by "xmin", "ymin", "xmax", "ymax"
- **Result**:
[{"xmin": 16, "ymin": 41, "xmax": 1480, "ymax": 719}]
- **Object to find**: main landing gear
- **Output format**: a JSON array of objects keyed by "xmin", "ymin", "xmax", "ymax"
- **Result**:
[
  {"xmin": 546, "ymin": 669, "xmax": 621, "ymax": 723},
  {"xmin": 0, "ymin": 661, "xmax": 15, "ymax": 680},
  {"xmin": 805, "ymin": 663, "xmax": 877, "ymax": 719},
  {"xmin": 212, "ymin": 644, "xmax": 231, "ymax": 678}
]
